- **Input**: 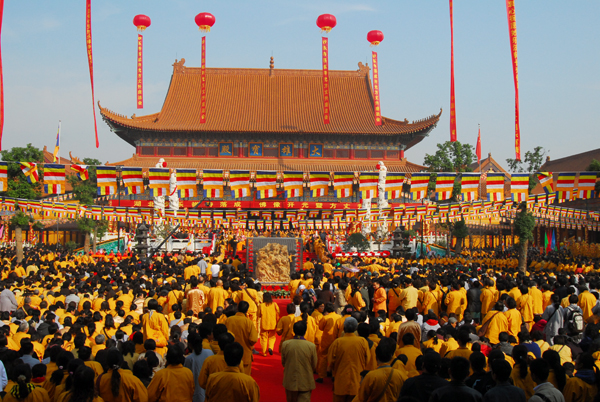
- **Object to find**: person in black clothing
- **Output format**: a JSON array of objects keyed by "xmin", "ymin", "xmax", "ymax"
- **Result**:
[
  {"xmin": 317, "ymin": 282, "xmax": 335, "ymax": 304},
  {"xmin": 467, "ymin": 280, "xmax": 482, "ymax": 321},
  {"xmin": 399, "ymin": 352, "xmax": 448, "ymax": 401},
  {"xmin": 465, "ymin": 352, "xmax": 487, "ymax": 392},
  {"xmin": 429, "ymin": 356, "xmax": 483, "ymax": 402}
]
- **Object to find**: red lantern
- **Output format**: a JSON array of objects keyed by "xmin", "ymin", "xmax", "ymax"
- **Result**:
[
  {"xmin": 367, "ymin": 30, "xmax": 384, "ymax": 46},
  {"xmin": 195, "ymin": 12, "xmax": 216, "ymax": 32},
  {"xmin": 133, "ymin": 14, "xmax": 151, "ymax": 31},
  {"xmin": 316, "ymin": 14, "xmax": 337, "ymax": 33}
]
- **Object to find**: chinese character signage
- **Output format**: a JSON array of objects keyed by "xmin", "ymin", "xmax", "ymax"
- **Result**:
[
  {"xmin": 219, "ymin": 142, "xmax": 233, "ymax": 156},
  {"xmin": 308, "ymin": 143, "xmax": 323, "ymax": 158},
  {"xmin": 249, "ymin": 142, "xmax": 263, "ymax": 157},
  {"xmin": 279, "ymin": 143, "xmax": 293, "ymax": 157}
]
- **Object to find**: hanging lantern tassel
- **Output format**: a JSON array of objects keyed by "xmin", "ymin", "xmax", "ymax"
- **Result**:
[
  {"xmin": 322, "ymin": 37, "xmax": 330, "ymax": 125},
  {"xmin": 367, "ymin": 31, "xmax": 384, "ymax": 126},
  {"xmin": 86, "ymin": 0, "xmax": 99, "ymax": 148},
  {"xmin": 200, "ymin": 36, "xmax": 206, "ymax": 124},
  {"xmin": 195, "ymin": 13, "xmax": 215, "ymax": 124},
  {"xmin": 372, "ymin": 51, "xmax": 382, "ymax": 126},
  {"xmin": 133, "ymin": 15, "xmax": 151, "ymax": 110},
  {"xmin": 137, "ymin": 34, "xmax": 143, "ymax": 109},
  {"xmin": 317, "ymin": 14, "xmax": 336, "ymax": 125}
]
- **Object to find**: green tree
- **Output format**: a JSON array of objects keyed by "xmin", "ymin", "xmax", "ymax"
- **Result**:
[
  {"xmin": 10, "ymin": 207, "xmax": 34, "ymax": 262},
  {"xmin": 506, "ymin": 146, "xmax": 547, "ymax": 173},
  {"xmin": 424, "ymin": 142, "xmax": 475, "ymax": 202},
  {"xmin": 424, "ymin": 141, "xmax": 476, "ymax": 172},
  {"xmin": 506, "ymin": 146, "xmax": 547, "ymax": 192},
  {"xmin": 0, "ymin": 144, "xmax": 44, "ymax": 199},
  {"xmin": 344, "ymin": 233, "xmax": 370, "ymax": 252},
  {"xmin": 68, "ymin": 158, "xmax": 103, "ymax": 252},
  {"xmin": 77, "ymin": 217, "xmax": 108, "ymax": 253},
  {"xmin": 67, "ymin": 158, "xmax": 101, "ymax": 206},
  {"xmin": 452, "ymin": 219, "xmax": 469, "ymax": 254},
  {"xmin": 514, "ymin": 201, "xmax": 536, "ymax": 273},
  {"xmin": 587, "ymin": 159, "xmax": 600, "ymax": 194}
]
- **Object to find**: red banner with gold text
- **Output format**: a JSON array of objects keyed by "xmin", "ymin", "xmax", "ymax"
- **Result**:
[
  {"xmin": 372, "ymin": 51, "xmax": 382, "ymax": 126},
  {"xmin": 322, "ymin": 37, "xmax": 330, "ymax": 124},
  {"xmin": 0, "ymin": 0, "xmax": 4, "ymax": 151},
  {"xmin": 137, "ymin": 34, "xmax": 143, "ymax": 109},
  {"xmin": 200, "ymin": 36, "xmax": 207, "ymax": 124},
  {"xmin": 506, "ymin": 0, "xmax": 520, "ymax": 160},
  {"xmin": 85, "ymin": 0, "xmax": 99, "ymax": 148},
  {"xmin": 449, "ymin": 0, "xmax": 457, "ymax": 141}
]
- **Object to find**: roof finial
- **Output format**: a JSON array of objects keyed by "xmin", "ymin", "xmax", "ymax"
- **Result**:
[
  {"xmin": 488, "ymin": 152, "xmax": 492, "ymax": 159},
  {"xmin": 269, "ymin": 56, "xmax": 274, "ymax": 77}
]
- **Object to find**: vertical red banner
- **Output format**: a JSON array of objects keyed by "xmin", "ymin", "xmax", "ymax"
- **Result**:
[
  {"xmin": 0, "ymin": 0, "xmax": 4, "ymax": 151},
  {"xmin": 200, "ymin": 36, "xmax": 206, "ymax": 124},
  {"xmin": 449, "ymin": 0, "xmax": 457, "ymax": 141},
  {"xmin": 372, "ymin": 51, "xmax": 382, "ymax": 126},
  {"xmin": 322, "ymin": 37, "xmax": 330, "ymax": 124},
  {"xmin": 506, "ymin": 0, "xmax": 521, "ymax": 160},
  {"xmin": 85, "ymin": 0, "xmax": 99, "ymax": 148},
  {"xmin": 137, "ymin": 34, "xmax": 143, "ymax": 109}
]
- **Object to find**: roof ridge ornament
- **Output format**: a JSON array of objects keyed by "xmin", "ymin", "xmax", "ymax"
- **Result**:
[
  {"xmin": 173, "ymin": 58, "xmax": 186, "ymax": 74},
  {"xmin": 357, "ymin": 62, "xmax": 370, "ymax": 75}
]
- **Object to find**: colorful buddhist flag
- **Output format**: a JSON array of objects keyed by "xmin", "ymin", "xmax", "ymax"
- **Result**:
[
  {"xmin": 122, "ymin": 167, "xmax": 144, "ymax": 194},
  {"xmin": 43, "ymin": 164, "xmax": 66, "ymax": 194},
  {"xmin": 0, "ymin": 162, "xmax": 7, "ymax": 192},
  {"xmin": 283, "ymin": 171, "xmax": 304, "ymax": 198},
  {"xmin": 176, "ymin": 169, "xmax": 197, "ymax": 198},
  {"xmin": 96, "ymin": 166, "xmax": 117, "ymax": 196},
  {"xmin": 435, "ymin": 173, "xmax": 456, "ymax": 201},
  {"xmin": 71, "ymin": 165, "xmax": 89, "ymax": 181},
  {"xmin": 53, "ymin": 121, "xmax": 61, "ymax": 162},
  {"xmin": 577, "ymin": 173, "xmax": 596, "ymax": 199},
  {"xmin": 461, "ymin": 172, "xmax": 480, "ymax": 201},
  {"xmin": 20, "ymin": 162, "xmax": 39, "ymax": 184},
  {"xmin": 148, "ymin": 168, "xmax": 170, "ymax": 197},
  {"xmin": 203, "ymin": 170, "xmax": 223, "ymax": 198},
  {"xmin": 333, "ymin": 172, "xmax": 353, "ymax": 198},
  {"xmin": 537, "ymin": 172, "xmax": 554, "ymax": 194},
  {"xmin": 385, "ymin": 172, "xmax": 404, "ymax": 200},
  {"xmin": 510, "ymin": 173, "xmax": 529, "ymax": 202},
  {"xmin": 309, "ymin": 171, "xmax": 330, "ymax": 197},
  {"xmin": 410, "ymin": 173, "xmax": 430, "ymax": 201},
  {"xmin": 359, "ymin": 172, "xmax": 378, "ymax": 200},
  {"xmin": 230, "ymin": 170, "xmax": 251, "ymax": 198},
  {"xmin": 556, "ymin": 172, "xmax": 576, "ymax": 202},
  {"xmin": 486, "ymin": 173, "xmax": 505, "ymax": 202},
  {"xmin": 255, "ymin": 171, "xmax": 278, "ymax": 199}
]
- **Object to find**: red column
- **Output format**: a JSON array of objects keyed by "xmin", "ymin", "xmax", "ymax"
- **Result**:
[
  {"xmin": 400, "ymin": 149, "xmax": 405, "ymax": 159},
  {"xmin": 136, "ymin": 146, "xmax": 141, "ymax": 156},
  {"xmin": 298, "ymin": 144, "xmax": 304, "ymax": 159},
  {"xmin": 349, "ymin": 145, "xmax": 355, "ymax": 160},
  {"xmin": 187, "ymin": 146, "xmax": 192, "ymax": 157},
  {"xmin": 238, "ymin": 142, "xmax": 244, "ymax": 158}
]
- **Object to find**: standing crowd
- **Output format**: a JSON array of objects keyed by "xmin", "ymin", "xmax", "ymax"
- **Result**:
[{"xmin": 0, "ymin": 243, "xmax": 599, "ymax": 402}]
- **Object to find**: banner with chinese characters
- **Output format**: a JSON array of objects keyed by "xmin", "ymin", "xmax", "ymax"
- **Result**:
[
  {"xmin": 200, "ymin": 36, "xmax": 207, "ymax": 123},
  {"xmin": 85, "ymin": 0, "xmax": 99, "ymax": 148},
  {"xmin": 372, "ymin": 51, "xmax": 382, "ymax": 126},
  {"xmin": 137, "ymin": 34, "xmax": 143, "ymax": 108},
  {"xmin": 506, "ymin": 0, "xmax": 520, "ymax": 160},
  {"xmin": 322, "ymin": 37, "xmax": 330, "ymax": 124}
]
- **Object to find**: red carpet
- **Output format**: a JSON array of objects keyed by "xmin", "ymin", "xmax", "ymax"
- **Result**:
[{"xmin": 251, "ymin": 298, "xmax": 333, "ymax": 402}]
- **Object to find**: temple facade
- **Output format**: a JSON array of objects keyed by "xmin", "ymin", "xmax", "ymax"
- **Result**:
[{"xmin": 101, "ymin": 58, "xmax": 440, "ymax": 174}]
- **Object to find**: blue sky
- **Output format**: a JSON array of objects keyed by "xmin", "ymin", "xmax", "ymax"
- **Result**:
[{"xmin": 2, "ymin": 1, "xmax": 598, "ymax": 168}]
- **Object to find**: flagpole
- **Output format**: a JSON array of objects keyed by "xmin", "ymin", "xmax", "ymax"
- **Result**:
[{"xmin": 58, "ymin": 120, "xmax": 61, "ymax": 161}]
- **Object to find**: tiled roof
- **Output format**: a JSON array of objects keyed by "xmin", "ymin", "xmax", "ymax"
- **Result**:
[
  {"xmin": 539, "ymin": 148, "xmax": 600, "ymax": 173},
  {"xmin": 469, "ymin": 153, "xmax": 508, "ymax": 174},
  {"xmin": 108, "ymin": 155, "xmax": 425, "ymax": 174},
  {"xmin": 99, "ymin": 59, "xmax": 441, "ymax": 137}
]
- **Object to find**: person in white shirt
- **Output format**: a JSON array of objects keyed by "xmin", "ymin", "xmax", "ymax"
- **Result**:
[
  {"xmin": 0, "ymin": 360, "xmax": 7, "ymax": 392},
  {"xmin": 211, "ymin": 263, "xmax": 220, "ymax": 278}
]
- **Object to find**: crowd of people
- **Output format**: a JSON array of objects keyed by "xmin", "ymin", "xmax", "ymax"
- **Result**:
[{"xmin": 0, "ymin": 242, "xmax": 599, "ymax": 402}]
